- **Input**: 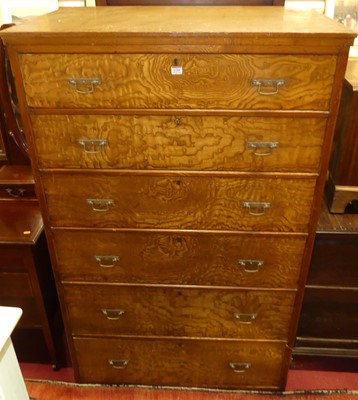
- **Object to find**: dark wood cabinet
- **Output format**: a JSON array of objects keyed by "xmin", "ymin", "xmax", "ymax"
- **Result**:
[
  {"xmin": 0, "ymin": 165, "xmax": 60, "ymax": 368},
  {"xmin": 326, "ymin": 58, "xmax": 358, "ymax": 213},
  {"xmin": 295, "ymin": 200, "xmax": 358, "ymax": 358}
]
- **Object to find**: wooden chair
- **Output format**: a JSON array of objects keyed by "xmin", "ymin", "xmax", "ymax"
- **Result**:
[{"xmin": 95, "ymin": 0, "xmax": 284, "ymax": 6}]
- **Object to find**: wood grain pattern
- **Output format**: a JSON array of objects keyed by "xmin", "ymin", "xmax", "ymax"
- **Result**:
[
  {"xmin": 31, "ymin": 114, "xmax": 326, "ymax": 172},
  {"xmin": 42, "ymin": 173, "xmax": 316, "ymax": 232},
  {"xmin": 52, "ymin": 229, "xmax": 306, "ymax": 288},
  {"xmin": 74, "ymin": 336, "xmax": 286, "ymax": 388},
  {"xmin": 20, "ymin": 54, "xmax": 336, "ymax": 110},
  {"xmin": 64, "ymin": 284, "xmax": 295, "ymax": 339}
]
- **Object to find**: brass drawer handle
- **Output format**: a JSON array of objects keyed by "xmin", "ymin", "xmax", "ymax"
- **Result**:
[
  {"xmin": 237, "ymin": 259, "xmax": 264, "ymax": 273},
  {"xmin": 5, "ymin": 187, "xmax": 26, "ymax": 198},
  {"xmin": 68, "ymin": 77, "xmax": 101, "ymax": 94},
  {"xmin": 234, "ymin": 313, "xmax": 258, "ymax": 324},
  {"xmin": 108, "ymin": 359, "xmax": 129, "ymax": 369},
  {"xmin": 251, "ymin": 79, "xmax": 285, "ymax": 96},
  {"xmin": 95, "ymin": 255, "xmax": 120, "ymax": 268},
  {"xmin": 86, "ymin": 199, "xmax": 114, "ymax": 212},
  {"xmin": 78, "ymin": 139, "xmax": 108, "ymax": 154},
  {"xmin": 101, "ymin": 309, "xmax": 125, "ymax": 320},
  {"xmin": 229, "ymin": 362, "xmax": 251, "ymax": 373},
  {"xmin": 242, "ymin": 201, "xmax": 271, "ymax": 216},
  {"xmin": 247, "ymin": 141, "xmax": 279, "ymax": 156}
]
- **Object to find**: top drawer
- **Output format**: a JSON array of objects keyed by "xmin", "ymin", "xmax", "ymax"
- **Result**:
[{"xmin": 19, "ymin": 54, "xmax": 336, "ymax": 110}]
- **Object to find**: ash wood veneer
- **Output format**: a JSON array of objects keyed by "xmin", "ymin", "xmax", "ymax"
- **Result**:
[{"xmin": 0, "ymin": 6, "xmax": 355, "ymax": 390}]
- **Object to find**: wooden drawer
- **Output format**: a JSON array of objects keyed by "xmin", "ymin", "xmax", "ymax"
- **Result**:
[
  {"xmin": 0, "ymin": 273, "xmax": 33, "ymax": 297},
  {"xmin": 0, "ymin": 247, "xmax": 27, "ymax": 272},
  {"xmin": 42, "ymin": 172, "xmax": 316, "ymax": 232},
  {"xmin": 64, "ymin": 284, "xmax": 295, "ymax": 340},
  {"xmin": 297, "ymin": 287, "xmax": 358, "ymax": 341},
  {"xmin": 31, "ymin": 114, "xmax": 326, "ymax": 173},
  {"xmin": 52, "ymin": 229, "xmax": 305, "ymax": 289},
  {"xmin": 0, "ymin": 183, "xmax": 36, "ymax": 200},
  {"xmin": 73, "ymin": 337, "xmax": 287, "ymax": 389},
  {"xmin": 0, "ymin": 298, "xmax": 41, "ymax": 328},
  {"xmin": 20, "ymin": 54, "xmax": 336, "ymax": 110}
]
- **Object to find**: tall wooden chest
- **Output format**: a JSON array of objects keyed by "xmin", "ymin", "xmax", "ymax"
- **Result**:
[{"xmin": 0, "ymin": 6, "xmax": 355, "ymax": 390}]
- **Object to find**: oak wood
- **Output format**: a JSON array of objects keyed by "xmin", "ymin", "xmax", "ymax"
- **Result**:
[
  {"xmin": 74, "ymin": 337, "xmax": 287, "ymax": 388},
  {"xmin": 64, "ymin": 284, "xmax": 295, "ymax": 339},
  {"xmin": 19, "ymin": 53, "xmax": 336, "ymax": 111},
  {"xmin": 0, "ymin": 6, "xmax": 354, "ymax": 389},
  {"xmin": 52, "ymin": 229, "xmax": 306, "ymax": 288},
  {"xmin": 41, "ymin": 172, "xmax": 316, "ymax": 232},
  {"xmin": 96, "ymin": 0, "xmax": 284, "ymax": 5},
  {"xmin": 31, "ymin": 114, "xmax": 326, "ymax": 172}
]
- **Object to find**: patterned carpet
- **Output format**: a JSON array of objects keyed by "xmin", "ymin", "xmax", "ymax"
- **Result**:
[{"xmin": 26, "ymin": 380, "xmax": 358, "ymax": 400}]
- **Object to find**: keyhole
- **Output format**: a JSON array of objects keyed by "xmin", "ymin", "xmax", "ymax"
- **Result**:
[
  {"xmin": 175, "ymin": 118, "xmax": 181, "ymax": 126},
  {"xmin": 176, "ymin": 180, "xmax": 181, "ymax": 186},
  {"xmin": 173, "ymin": 58, "xmax": 178, "ymax": 66}
]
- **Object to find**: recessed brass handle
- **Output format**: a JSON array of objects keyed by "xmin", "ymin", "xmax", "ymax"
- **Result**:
[
  {"xmin": 101, "ymin": 309, "xmax": 125, "ymax": 320},
  {"xmin": 242, "ymin": 201, "xmax": 271, "ymax": 216},
  {"xmin": 86, "ymin": 199, "xmax": 114, "ymax": 212},
  {"xmin": 247, "ymin": 141, "xmax": 279, "ymax": 156},
  {"xmin": 237, "ymin": 259, "xmax": 264, "ymax": 273},
  {"xmin": 68, "ymin": 77, "xmax": 101, "ymax": 94},
  {"xmin": 78, "ymin": 139, "xmax": 108, "ymax": 154},
  {"xmin": 251, "ymin": 79, "xmax": 285, "ymax": 96},
  {"xmin": 229, "ymin": 362, "xmax": 251, "ymax": 373},
  {"xmin": 234, "ymin": 313, "xmax": 258, "ymax": 324},
  {"xmin": 95, "ymin": 255, "xmax": 120, "ymax": 268},
  {"xmin": 108, "ymin": 359, "xmax": 129, "ymax": 369},
  {"xmin": 5, "ymin": 187, "xmax": 26, "ymax": 198}
]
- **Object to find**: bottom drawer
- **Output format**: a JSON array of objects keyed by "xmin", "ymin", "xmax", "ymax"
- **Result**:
[{"xmin": 73, "ymin": 337, "xmax": 287, "ymax": 389}]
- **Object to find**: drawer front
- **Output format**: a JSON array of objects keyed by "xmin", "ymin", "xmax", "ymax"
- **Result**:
[
  {"xmin": 74, "ymin": 337, "xmax": 286, "ymax": 389},
  {"xmin": 64, "ymin": 284, "xmax": 295, "ymax": 340},
  {"xmin": 0, "ymin": 184, "xmax": 36, "ymax": 200},
  {"xmin": 0, "ymin": 247, "xmax": 27, "ymax": 272},
  {"xmin": 0, "ymin": 273, "xmax": 33, "ymax": 297},
  {"xmin": 53, "ymin": 229, "xmax": 305, "ymax": 289},
  {"xmin": 20, "ymin": 54, "xmax": 336, "ymax": 110},
  {"xmin": 31, "ymin": 114, "xmax": 326, "ymax": 173},
  {"xmin": 42, "ymin": 173, "xmax": 315, "ymax": 232},
  {"xmin": 0, "ymin": 298, "xmax": 41, "ymax": 327},
  {"xmin": 297, "ymin": 287, "xmax": 358, "ymax": 340}
]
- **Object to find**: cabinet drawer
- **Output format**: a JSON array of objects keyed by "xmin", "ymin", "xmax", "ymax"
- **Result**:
[
  {"xmin": 64, "ymin": 284, "xmax": 295, "ymax": 340},
  {"xmin": 74, "ymin": 337, "xmax": 287, "ymax": 389},
  {"xmin": 42, "ymin": 173, "xmax": 315, "ymax": 232},
  {"xmin": 20, "ymin": 54, "xmax": 336, "ymax": 110},
  {"xmin": 0, "ymin": 183, "xmax": 36, "ymax": 200},
  {"xmin": 0, "ymin": 247, "xmax": 27, "ymax": 272},
  {"xmin": 53, "ymin": 229, "xmax": 305, "ymax": 289},
  {"xmin": 297, "ymin": 287, "xmax": 358, "ymax": 341},
  {"xmin": 0, "ymin": 273, "xmax": 33, "ymax": 297},
  {"xmin": 31, "ymin": 114, "xmax": 326, "ymax": 173},
  {"xmin": 0, "ymin": 298, "xmax": 41, "ymax": 328}
]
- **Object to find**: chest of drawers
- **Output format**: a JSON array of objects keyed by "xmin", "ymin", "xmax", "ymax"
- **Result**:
[{"xmin": 1, "ymin": 6, "xmax": 355, "ymax": 390}]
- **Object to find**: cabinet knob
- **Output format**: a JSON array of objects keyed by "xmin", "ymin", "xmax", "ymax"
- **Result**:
[
  {"xmin": 101, "ymin": 309, "xmax": 125, "ymax": 320},
  {"xmin": 86, "ymin": 198, "xmax": 114, "ymax": 212},
  {"xmin": 108, "ymin": 359, "xmax": 129, "ymax": 369},
  {"xmin": 229, "ymin": 362, "xmax": 251, "ymax": 373},
  {"xmin": 95, "ymin": 255, "xmax": 120, "ymax": 268},
  {"xmin": 237, "ymin": 259, "xmax": 264, "ymax": 273},
  {"xmin": 247, "ymin": 141, "xmax": 278, "ymax": 156},
  {"xmin": 242, "ymin": 201, "xmax": 271, "ymax": 216},
  {"xmin": 234, "ymin": 313, "xmax": 258, "ymax": 324},
  {"xmin": 68, "ymin": 77, "xmax": 101, "ymax": 94},
  {"xmin": 251, "ymin": 79, "xmax": 285, "ymax": 96},
  {"xmin": 78, "ymin": 139, "xmax": 108, "ymax": 154}
]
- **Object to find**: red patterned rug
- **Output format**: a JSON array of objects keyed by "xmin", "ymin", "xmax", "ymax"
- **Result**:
[{"xmin": 26, "ymin": 380, "xmax": 358, "ymax": 400}]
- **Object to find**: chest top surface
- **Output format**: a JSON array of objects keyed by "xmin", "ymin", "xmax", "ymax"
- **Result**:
[{"xmin": 0, "ymin": 7, "xmax": 355, "ymax": 52}]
